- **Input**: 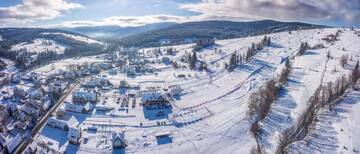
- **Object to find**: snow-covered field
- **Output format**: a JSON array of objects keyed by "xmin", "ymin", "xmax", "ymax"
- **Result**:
[
  {"xmin": 33, "ymin": 28, "xmax": 360, "ymax": 154},
  {"xmin": 10, "ymin": 38, "xmax": 67, "ymax": 54},
  {"xmin": 33, "ymin": 55, "xmax": 109, "ymax": 76}
]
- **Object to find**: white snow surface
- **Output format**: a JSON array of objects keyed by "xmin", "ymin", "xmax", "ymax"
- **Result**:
[
  {"xmin": 10, "ymin": 38, "xmax": 66, "ymax": 54},
  {"xmin": 32, "ymin": 28, "xmax": 360, "ymax": 154}
]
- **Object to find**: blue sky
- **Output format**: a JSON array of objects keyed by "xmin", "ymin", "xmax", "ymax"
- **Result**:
[{"xmin": 0, "ymin": 0, "xmax": 359, "ymax": 27}]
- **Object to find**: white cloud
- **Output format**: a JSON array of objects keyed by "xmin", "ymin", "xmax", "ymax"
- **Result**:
[
  {"xmin": 55, "ymin": 15, "xmax": 187, "ymax": 27},
  {"xmin": 0, "ymin": 0, "xmax": 84, "ymax": 27},
  {"xmin": 180, "ymin": 0, "xmax": 360, "ymax": 25}
]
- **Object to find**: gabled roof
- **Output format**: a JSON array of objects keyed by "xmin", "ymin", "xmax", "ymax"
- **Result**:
[
  {"xmin": 141, "ymin": 92, "xmax": 165, "ymax": 102},
  {"xmin": 67, "ymin": 116, "xmax": 79, "ymax": 128},
  {"xmin": 83, "ymin": 102, "xmax": 94, "ymax": 111},
  {"xmin": 7, "ymin": 134, "xmax": 22, "ymax": 153},
  {"xmin": 73, "ymin": 91, "xmax": 97, "ymax": 101}
]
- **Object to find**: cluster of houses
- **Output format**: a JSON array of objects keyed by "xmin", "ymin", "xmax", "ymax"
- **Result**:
[
  {"xmin": 0, "ymin": 72, "xmax": 10, "ymax": 87},
  {"xmin": 0, "ymin": 71, "xmax": 70, "ymax": 153},
  {"xmin": 120, "ymin": 80, "xmax": 182, "ymax": 107}
]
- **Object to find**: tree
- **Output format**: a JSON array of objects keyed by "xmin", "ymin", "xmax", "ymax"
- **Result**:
[
  {"xmin": 352, "ymin": 61, "xmax": 360, "ymax": 89},
  {"xmin": 340, "ymin": 54, "xmax": 348, "ymax": 68},
  {"xmin": 296, "ymin": 42, "xmax": 309, "ymax": 56},
  {"xmin": 189, "ymin": 50, "xmax": 197, "ymax": 70}
]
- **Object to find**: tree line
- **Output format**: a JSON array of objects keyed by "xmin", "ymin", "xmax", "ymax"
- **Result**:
[
  {"xmin": 276, "ymin": 61, "xmax": 360, "ymax": 154},
  {"xmin": 226, "ymin": 36, "xmax": 271, "ymax": 71},
  {"xmin": 248, "ymin": 59, "xmax": 292, "ymax": 153}
]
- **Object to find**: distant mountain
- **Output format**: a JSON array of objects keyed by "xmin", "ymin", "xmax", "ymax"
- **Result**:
[
  {"xmin": 118, "ymin": 20, "xmax": 327, "ymax": 47},
  {"xmin": 62, "ymin": 22, "xmax": 176, "ymax": 39}
]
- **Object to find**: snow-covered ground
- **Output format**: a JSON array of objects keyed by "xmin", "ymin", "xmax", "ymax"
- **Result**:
[
  {"xmin": 33, "ymin": 55, "xmax": 108, "ymax": 76},
  {"xmin": 41, "ymin": 32, "xmax": 103, "ymax": 45},
  {"xmin": 32, "ymin": 28, "xmax": 360, "ymax": 154},
  {"xmin": 10, "ymin": 38, "xmax": 67, "ymax": 54}
]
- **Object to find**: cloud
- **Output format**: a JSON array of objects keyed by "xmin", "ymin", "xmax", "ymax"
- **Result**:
[
  {"xmin": 55, "ymin": 15, "xmax": 186, "ymax": 27},
  {"xmin": 180, "ymin": 0, "xmax": 360, "ymax": 25},
  {"xmin": 0, "ymin": 0, "xmax": 84, "ymax": 26}
]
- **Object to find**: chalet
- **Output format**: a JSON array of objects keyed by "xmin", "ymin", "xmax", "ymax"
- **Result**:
[
  {"xmin": 50, "ymin": 80, "xmax": 67, "ymax": 94},
  {"xmin": 41, "ymin": 99, "xmax": 52, "ymax": 111},
  {"xmin": 6, "ymin": 103, "xmax": 17, "ymax": 117},
  {"xmin": 82, "ymin": 77, "xmax": 110, "ymax": 88},
  {"xmin": 55, "ymin": 108, "xmax": 65, "ymax": 118},
  {"xmin": 141, "ymin": 92, "xmax": 169, "ymax": 106},
  {"xmin": 65, "ymin": 71, "xmax": 77, "ymax": 79},
  {"xmin": 21, "ymin": 103, "xmax": 39, "ymax": 117},
  {"xmin": 11, "ymin": 74, "xmax": 20, "ymax": 83},
  {"xmin": 130, "ymin": 83, "xmax": 140, "ymax": 90},
  {"xmin": 82, "ymin": 80, "xmax": 97, "ymax": 88},
  {"xmin": 72, "ymin": 91, "xmax": 98, "ymax": 104},
  {"xmin": 155, "ymin": 131, "xmax": 172, "ymax": 145},
  {"xmin": 20, "ymin": 74, "xmax": 33, "ymax": 82},
  {"xmin": 48, "ymin": 116, "xmax": 79, "ymax": 131},
  {"xmin": 13, "ymin": 86, "xmax": 27, "ymax": 98},
  {"xmin": 26, "ymin": 141, "xmax": 38, "ymax": 154},
  {"xmin": 155, "ymin": 131, "xmax": 172, "ymax": 138},
  {"xmin": 28, "ymin": 86, "xmax": 46, "ymax": 99},
  {"xmin": 14, "ymin": 121, "xmax": 28, "ymax": 130},
  {"xmin": 6, "ymin": 134, "xmax": 22, "ymax": 154},
  {"xmin": 68, "ymin": 127, "xmax": 81, "ymax": 144},
  {"xmin": 83, "ymin": 102, "xmax": 94, "ymax": 113},
  {"xmin": 47, "ymin": 117, "xmax": 68, "ymax": 130},
  {"xmin": 0, "ymin": 134, "xmax": 8, "ymax": 153},
  {"xmin": 119, "ymin": 80, "xmax": 128, "ymax": 88},
  {"xmin": 168, "ymin": 85, "xmax": 182, "ymax": 96},
  {"xmin": 112, "ymin": 132, "xmax": 126, "ymax": 149},
  {"xmin": 67, "ymin": 116, "xmax": 79, "ymax": 128},
  {"xmin": 0, "ymin": 72, "xmax": 10, "ymax": 86},
  {"xmin": 126, "ymin": 90, "xmax": 137, "ymax": 98},
  {"xmin": 95, "ymin": 105, "xmax": 114, "ymax": 111},
  {"xmin": 0, "ymin": 105, "xmax": 9, "ymax": 125},
  {"xmin": 37, "ymin": 136, "xmax": 64, "ymax": 153},
  {"xmin": 64, "ymin": 103, "xmax": 84, "ymax": 113}
]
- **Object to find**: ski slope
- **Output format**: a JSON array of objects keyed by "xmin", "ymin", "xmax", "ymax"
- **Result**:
[{"xmin": 33, "ymin": 28, "xmax": 360, "ymax": 154}]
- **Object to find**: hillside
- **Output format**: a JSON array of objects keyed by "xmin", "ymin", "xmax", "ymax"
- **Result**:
[
  {"xmin": 0, "ymin": 28, "xmax": 106, "ymax": 69},
  {"xmin": 27, "ymin": 27, "xmax": 360, "ymax": 153},
  {"xmin": 118, "ymin": 20, "xmax": 326, "ymax": 47},
  {"xmin": 62, "ymin": 22, "xmax": 176, "ymax": 39}
]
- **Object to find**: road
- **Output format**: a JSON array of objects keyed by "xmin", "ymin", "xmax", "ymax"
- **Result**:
[{"xmin": 15, "ymin": 80, "xmax": 81, "ymax": 154}]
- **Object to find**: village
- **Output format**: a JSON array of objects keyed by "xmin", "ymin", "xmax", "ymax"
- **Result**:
[
  {"xmin": 1, "ymin": 27, "xmax": 360, "ymax": 154},
  {"xmin": 0, "ymin": 45, "xmax": 186, "ymax": 153}
]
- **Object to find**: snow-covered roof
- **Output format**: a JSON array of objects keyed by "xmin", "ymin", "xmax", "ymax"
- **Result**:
[
  {"xmin": 112, "ymin": 132, "xmax": 125, "ymax": 142},
  {"xmin": 141, "ymin": 92, "xmax": 165, "ymax": 102},
  {"xmin": 64, "ymin": 103, "xmax": 83, "ymax": 113},
  {"xmin": 67, "ymin": 116, "xmax": 79, "ymax": 128},
  {"xmin": 83, "ymin": 102, "xmax": 94, "ymax": 111},
  {"xmin": 155, "ymin": 131, "xmax": 171, "ymax": 137},
  {"xmin": 6, "ymin": 134, "xmax": 22, "ymax": 153},
  {"xmin": 73, "ymin": 91, "xmax": 97, "ymax": 101}
]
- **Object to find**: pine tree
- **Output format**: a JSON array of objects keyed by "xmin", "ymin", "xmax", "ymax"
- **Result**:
[
  {"xmin": 352, "ymin": 61, "xmax": 360, "ymax": 89},
  {"xmin": 189, "ymin": 50, "xmax": 197, "ymax": 70}
]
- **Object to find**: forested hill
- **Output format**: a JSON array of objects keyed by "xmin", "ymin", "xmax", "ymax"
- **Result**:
[
  {"xmin": 118, "ymin": 20, "xmax": 326, "ymax": 47},
  {"xmin": 0, "ymin": 28, "xmax": 106, "ymax": 69}
]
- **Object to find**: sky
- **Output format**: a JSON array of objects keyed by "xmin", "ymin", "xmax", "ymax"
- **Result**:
[{"xmin": 0, "ymin": 0, "xmax": 359, "ymax": 28}]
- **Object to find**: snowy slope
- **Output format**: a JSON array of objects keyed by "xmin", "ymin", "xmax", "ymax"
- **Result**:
[
  {"xmin": 32, "ymin": 28, "xmax": 360, "ymax": 154},
  {"xmin": 10, "ymin": 38, "xmax": 67, "ymax": 54}
]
